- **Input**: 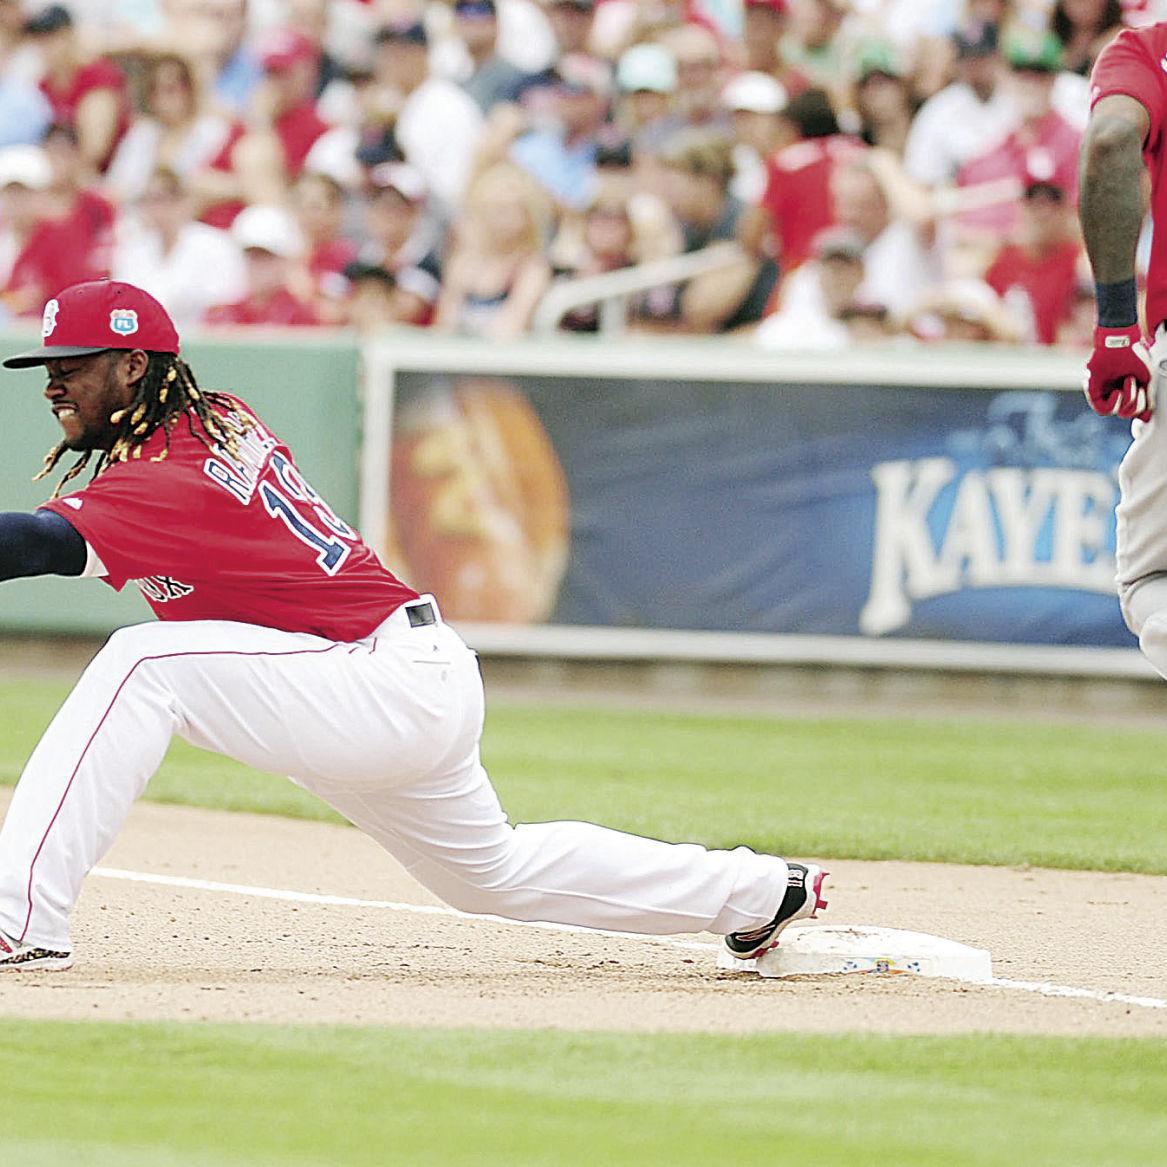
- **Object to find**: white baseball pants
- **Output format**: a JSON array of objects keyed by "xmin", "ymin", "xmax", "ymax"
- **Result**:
[
  {"xmin": 0, "ymin": 600, "xmax": 789, "ymax": 952},
  {"xmin": 1118, "ymin": 327, "xmax": 1167, "ymax": 678}
]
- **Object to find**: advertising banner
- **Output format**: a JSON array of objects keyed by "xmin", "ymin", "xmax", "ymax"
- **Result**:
[{"xmin": 373, "ymin": 365, "xmax": 1136, "ymax": 648}]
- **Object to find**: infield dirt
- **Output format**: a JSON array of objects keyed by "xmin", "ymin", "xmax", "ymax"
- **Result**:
[{"xmin": 0, "ymin": 791, "xmax": 1163, "ymax": 1036}]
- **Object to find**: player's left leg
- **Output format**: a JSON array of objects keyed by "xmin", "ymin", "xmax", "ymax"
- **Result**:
[
  {"xmin": 1120, "ymin": 574, "xmax": 1167, "ymax": 679},
  {"xmin": 300, "ymin": 620, "xmax": 811, "ymax": 939}
]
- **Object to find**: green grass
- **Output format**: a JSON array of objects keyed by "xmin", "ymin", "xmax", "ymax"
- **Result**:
[
  {"xmin": 1, "ymin": 1023, "xmax": 1165, "ymax": 1167},
  {"xmin": 2, "ymin": 679, "xmax": 1166, "ymax": 872}
]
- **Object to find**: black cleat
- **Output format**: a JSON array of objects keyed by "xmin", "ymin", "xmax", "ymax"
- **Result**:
[{"xmin": 723, "ymin": 863, "xmax": 829, "ymax": 960}]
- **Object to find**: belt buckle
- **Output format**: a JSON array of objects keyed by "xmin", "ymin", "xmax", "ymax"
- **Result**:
[{"xmin": 406, "ymin": 602, "xmax": 435, "ymax": 628}]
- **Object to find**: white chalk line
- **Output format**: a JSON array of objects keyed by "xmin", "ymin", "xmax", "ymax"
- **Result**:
[
  {"xmin": 90, "ymin": 866, "xmax": 715, "ymax": 952},
  {"xmin": 91, "ymin": 866, "xmax": 1167, "ymax": 1011}
]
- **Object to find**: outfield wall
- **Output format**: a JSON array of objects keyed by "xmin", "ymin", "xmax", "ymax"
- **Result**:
[
  {"xmin": 0, "ymin": 328, "xmax": 1151, "ymax": 678},
  {"xmin": 362, "ymin": 334, "xmax": 1150, "ymax": 677}
]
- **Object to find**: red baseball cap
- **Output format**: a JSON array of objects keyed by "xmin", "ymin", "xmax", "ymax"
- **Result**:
[
  {"xmin": 258, "ymin": 27, "xmax": 319, "ymax": 73},
  {"xmin": 3, "ymin": 279, "xmax": 180, "ymax": 368}
]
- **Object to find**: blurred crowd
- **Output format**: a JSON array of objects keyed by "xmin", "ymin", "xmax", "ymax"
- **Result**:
[{"xmin": 0, "ymin": 0, "xmax": 1159, "ymax": 347}]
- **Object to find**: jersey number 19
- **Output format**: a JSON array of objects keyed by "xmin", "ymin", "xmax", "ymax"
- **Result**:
[{"xmin": 260, "ymin": 452, "xmax": 358, "ymax": 575}]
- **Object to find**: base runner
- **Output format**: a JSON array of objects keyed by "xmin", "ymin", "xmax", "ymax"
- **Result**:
[
  {"xmin": 1080, "ymin": 21, "xmax": 1167, "ymax": 679},
  {"xmin": 0, "ymin": 279, "xmax": 827, "ymax": 971}
]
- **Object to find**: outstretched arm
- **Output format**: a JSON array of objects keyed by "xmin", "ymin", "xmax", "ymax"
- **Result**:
[
  {"xmin": 0, "ymin": 511, "xmax": 87, "ymax": 583},
  {"xmin": 1079, "ymin": 94, "xmax": 1155, "ymax": 420}
]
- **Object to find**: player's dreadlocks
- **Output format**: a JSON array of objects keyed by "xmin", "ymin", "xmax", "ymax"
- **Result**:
[{"xmin": 35, "ymin": 352, "xmax": 255, "ymax": 499}]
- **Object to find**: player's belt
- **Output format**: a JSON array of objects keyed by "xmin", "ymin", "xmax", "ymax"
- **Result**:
[
  {"xmin": 405, "ymin": 600, "xmax": 437, "ymax": 628},
  {"xmin": 368, "ymin": 595, "xmax": 442, "ymax": 640}
]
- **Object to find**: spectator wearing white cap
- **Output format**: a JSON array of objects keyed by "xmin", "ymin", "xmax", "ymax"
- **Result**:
[
  {"xmin": 1, "ymin": 135, "xmax": 113, "ymax": 316},
  {"xmin": 110, "ymin": 166, "xmax": 247, "ymax": 331},
  {"xmin": 0, "ymin": 145, "xmax": 53, "ymax": 311},
  {"xmin": 614, "ymin": 42, "xmax": 677, "ymax": 154},
  {"xmin": 204, "ymin": 203, "xmax": 322, "ymax": 326},
  {"xmin": 354, "ymin": 161, "xmax": 444, "ymax": 325},
  {"xmin": 722, "ymin": 71, "xmax": 788, "ymax": 203}
]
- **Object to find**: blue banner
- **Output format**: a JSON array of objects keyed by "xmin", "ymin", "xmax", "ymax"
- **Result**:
[{"xmin": 386, "ymin": 371, "xmax": 1135, "ymax": 647}]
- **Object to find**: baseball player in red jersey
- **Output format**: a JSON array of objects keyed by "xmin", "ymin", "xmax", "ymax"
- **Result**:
[
  {"xmin": 1080, "ymin": 22, "xmax": 1167, "ymax": 677},
  {"xmin": 0, "ymin": 279, "xmax": 826, "ymax": 971}
]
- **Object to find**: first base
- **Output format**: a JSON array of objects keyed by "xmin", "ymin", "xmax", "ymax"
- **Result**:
[{"xmin": 716, "ymin": 925, "xmax": 992, "ymax": 983}]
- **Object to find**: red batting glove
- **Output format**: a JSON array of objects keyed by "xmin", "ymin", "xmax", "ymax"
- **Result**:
[{"xmin": 1084, "ymin": 325, "xmax": 1154, "ymax": 421}]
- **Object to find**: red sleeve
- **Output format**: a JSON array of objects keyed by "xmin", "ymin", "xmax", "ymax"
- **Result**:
[
  {"xmin": 984, "ymin": 247, "xmax": 1015, "ymax": 296},
  {"xmin": 77, "ymin": 58, "xmax": 127, "ymax": 96},
  {"xmin": 1091, "ymin": 27, "xmax": 1167, "ymax": 149},
  {"xmin": 210, "ymin": 122, "xmax": 246, "ymax": 172},
  {"xmin": 39, "ymin": 459, "xmax": 210, "ymax": 591}
]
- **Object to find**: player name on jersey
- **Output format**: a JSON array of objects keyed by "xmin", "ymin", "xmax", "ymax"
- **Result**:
[
  {"xmin": 861, "ymin": 457, "xmax": 1118, "ymax": 636},
  {"xmin": 202, "ymin": 420, "xmax": 279, "ymax": 504}
]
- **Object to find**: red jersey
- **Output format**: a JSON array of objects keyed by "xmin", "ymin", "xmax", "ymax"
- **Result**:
[
  {"xmin": 199, "ymin": 121, "xmax": 248, "ymax": 231},
  {"xmin": 985, "ymin": 240, "xmax": 1081, "ymax": 344},
  {"xmin": 5, "ymin": 190, "xmax": 115, "ymax": 312},
  {"xmin": 275, "ymin": 103, "xmax": 329, "ymax": 177},
  {"xmin": 310, "ymin": 239, "xmax": 359, "ymax": 280},
  {"xmin": 1091, "ymin": 23, "xmax": 1167, "ymax": 331},
  {"xmin": 40, "ymin": 396, "xmax": 417, "ymax": 641},
  {"xmin": 40, "ymin": 59, "xmax": 130, "ymax": 171},
  {"xmin": 955, "ymin": 113, "xmax": 1082, "ymax": 236},
  {"xmin": 759, "ymin": 136, "xmax": 865, "ymax": 271},
  {"xmin": 204, "ymin": 288, "xmax": 322, "ymax": 326}
]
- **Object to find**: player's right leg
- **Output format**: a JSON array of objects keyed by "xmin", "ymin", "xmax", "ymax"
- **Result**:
[{"xmin": 0, "ymin": 619, "xmax": 348, "ymax": 957}]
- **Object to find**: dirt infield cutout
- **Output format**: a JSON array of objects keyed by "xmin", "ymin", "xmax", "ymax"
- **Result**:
[{"xmin": 1, "ymin": 793, "xmax": 1164, "ymax": 1036}]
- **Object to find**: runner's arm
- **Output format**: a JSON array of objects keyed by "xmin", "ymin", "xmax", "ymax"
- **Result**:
[{"xmin": 1080, "ymin": 94, "xmax": 1149, "ymax": 316}]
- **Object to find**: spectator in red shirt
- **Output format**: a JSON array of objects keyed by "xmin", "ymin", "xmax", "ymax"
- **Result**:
[
  {"xmin": 295, "ymin": 171, "xmax": 357, "ymax": 277},
  {"xmin": 1, "ymin": 128, "xmax": 112, "ymax": 316},
  {"xmin": 42, "ymin": 120, "xmax": 115, "ymax": 258},
  {"xmin": 204, "ymin": 203, "xmax": 322, "ymax": 326},
  {"xmin": 743, "ymin": 87, "xmax": 863, "ymax": 274},
  {"xmin": 0, "ymin": 145, "xmax": 54, "ymax": 315},
  {"xmin": 105, "ymin": 52, "xmax": 251, "ymax": 231},
  {"xmin": 955, "ymin": 32, "xmax": 1082, "ymax": 242},
  {"xmin": 252, "ymin": 27, "xmax": 329, "ymax": 183},
  {"xmin": 292, "ymin": 171, "xmax": 358, "ymax": 321},
  {"xmin": 985, "ymin": 178, "xmax": 1083, "ymax": 344},
  {"xmin": 24, "ymin": 4, "xmax": 129, "ymax": 176}
]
